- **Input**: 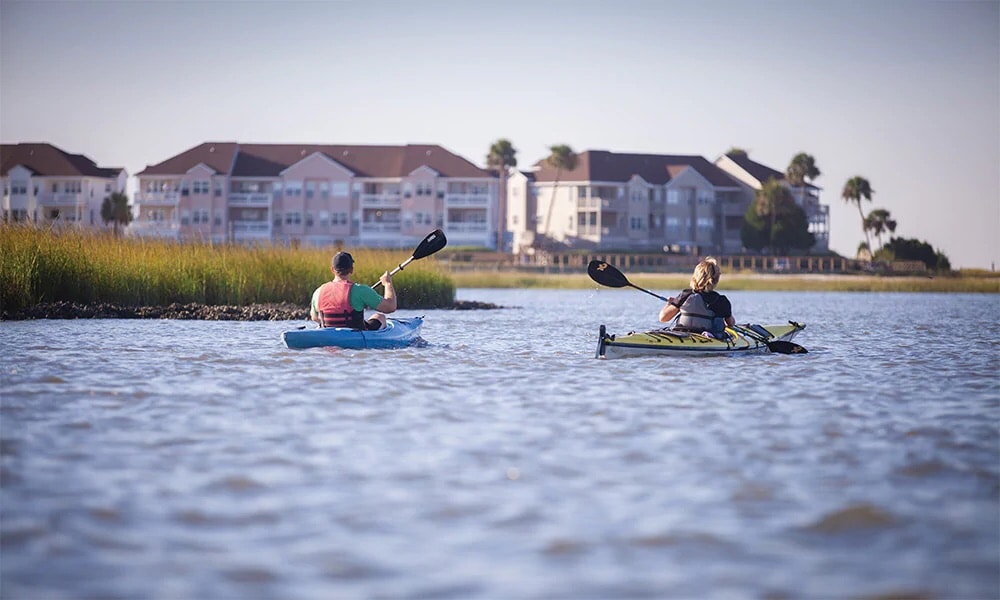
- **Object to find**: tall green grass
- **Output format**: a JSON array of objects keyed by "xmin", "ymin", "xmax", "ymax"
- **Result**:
[{"xmin": 0, "ymin": 225, "xmax": 455, "ymax": 311}]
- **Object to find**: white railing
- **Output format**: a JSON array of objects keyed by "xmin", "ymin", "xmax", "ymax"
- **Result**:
[
  {"xmin": 137, "ymin": 191, "xmax": 180, "ymax": 204},
  {"xmin": 446, "ymin": 222, "xmax": 488, "ymax": 232},
  {"xmin": 228, "ymin": 193, "xmax": 272, "ymax": 206},
  {"xmin": 37, "ymin": 193, "xmax": 81, "ymax": 206},
  {"xmin": 360, "ymin": 222, "xmax": 402, "ymax": 232},
  {"xmin": 445, "ymin": 194, "xmax": 490, "ymax": 206},
  {"xmin": 360, "ymin": 194, "xmax": 402, "ymax": 207},
  {"xmin": 129, "ymin": 221, "xmax": 180, "ymax": 237},
  {"xmin": 230, "ymin": 221, "xmax": 270, "ymax": 234}
]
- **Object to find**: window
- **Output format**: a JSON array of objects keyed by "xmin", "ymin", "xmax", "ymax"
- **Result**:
[
  {"xmin": 697, "ymin": 217, "xmax": 715, "ymax": 230},
  {"xmin": 284, "ymin": 182, "xmax": 302, "ymax": 197},
  {"xmin": 106, "ymin": 183, "xmax": 112, "ymax": 192},
  {"xmin": 667, "ymin": 190, "xmax": 680, "ymax": 205},
  {"xmin": 52, "ymin": 183, "xmax": 59, "ymax": 193},
  {"xmin": 319, "ymin": 211, "xmax": 330, "ymax": 226},
  {"xmin": 273, "ymin": 213, "xmax": 282, "ymax": 227},
  {"xmin": 305, "ymin": 182, "xmax": 316, "ymax": 199},
  {"xmin": 630, "ymin": 217, "xmax": 644, "ymax": 230},
  {"xmin": 180, "ymin": 210, "xmax": 190, "ymax": 225},
  {"xmin": 667, "ymin": 217, "xmax": 680, "ymax": 228},
  {"xmin": 305, "ymin": 213, "xmax": 314, "ymax": 226},
  {"xmin": 285, "ymin": 212, "xmax": 301, "ymax": 225},
  {"xmin": 332, "ymin": 182, "xmax": 349, "ymax": 197}
]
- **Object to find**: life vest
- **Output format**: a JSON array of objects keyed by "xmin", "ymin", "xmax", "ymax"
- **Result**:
[
  {"xmin": 316, "ymin": 280, "xmax": 365, "ymax": 329},
  {"xmin": 675, "ymin": 290, "xmax": 727, "ymax": 336}
]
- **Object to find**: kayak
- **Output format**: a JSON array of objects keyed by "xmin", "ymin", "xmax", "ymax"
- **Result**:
[
  {"xmin": 596, "ymin": 321, "xmax": 806, "ymax": 359},
  {"xmin": 282, "ymin": 317, "xmax": 423, "ymax": 350}
]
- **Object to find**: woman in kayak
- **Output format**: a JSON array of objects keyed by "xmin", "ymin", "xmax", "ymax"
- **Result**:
[
  {"xmin": 310, "ymin": 251, "xmax": 396, "ymax": 330},
  {"xmin": 659, "ymin": 256, "xmax": 735, "ymax": 338}
]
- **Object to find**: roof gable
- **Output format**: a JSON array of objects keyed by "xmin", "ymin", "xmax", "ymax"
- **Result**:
[
  {"xmin": 279, "ymin": 151, "xmax": 355, "ymax": 178},
  {"xmin": 533, "ymin": 150, "xmax": 739, "ymax": 187},
  {"xmin": 1, "ymin": 143, "xmax": 121, "ymax": 178}
]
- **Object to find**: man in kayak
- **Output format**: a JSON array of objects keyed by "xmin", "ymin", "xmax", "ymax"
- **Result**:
[
  {"xmin": 310, "ymin": 251, "xmax": 396, "ymax": 330},
  {"xmin": 658, "ymin": 256, "xmax": 736, "ymax": 338}
]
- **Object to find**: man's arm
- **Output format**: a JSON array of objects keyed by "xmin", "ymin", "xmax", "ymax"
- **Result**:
[{"xmin": 375, "ymin": 271, "xmax": 397, "ymax": 313}]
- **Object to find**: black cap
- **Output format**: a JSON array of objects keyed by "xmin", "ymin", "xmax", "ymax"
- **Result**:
[{"xmin": 332, "ymin": 252, "xmax": 354, "ymax": 271}]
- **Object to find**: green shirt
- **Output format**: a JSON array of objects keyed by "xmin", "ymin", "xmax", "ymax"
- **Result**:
[{"xmin": 311, "ymin": 281, "xmax": 384, "ymax": 314}]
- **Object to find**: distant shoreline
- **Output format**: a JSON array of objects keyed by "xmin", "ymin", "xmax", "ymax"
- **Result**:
[
  {"xmin": 1, "ymin": 299, "xmax": 506, "ymax": 321},
  {"xmin": 448, "ymin": 271, "xmax": 1000, "ymax": 293}
]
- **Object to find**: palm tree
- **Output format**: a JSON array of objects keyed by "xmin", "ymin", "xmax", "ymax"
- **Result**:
[
  {"xmin": 842, "ymin": 176, "xmax": 874, "ymax": 252},
  {"xmin": 754, "ymin": 178, "xmax": 795, "ymax": 254},
  {"xmin": 539, "ymin": 144, "xmax": 577, "ymax": 246},
  {"xmin": 864, "ymin": 208, "xmax": 897, "ymax": 251},
  {"xmin": 101, "ymin": 191, "xmax": 132, "ymax": 236},
  {"xmin": 486, "ymin": 139, "xmax": 517, "ymax": 252},
  {"xmin": 785, "ymin": 152, "xmax": 820, "ymax": 208}
]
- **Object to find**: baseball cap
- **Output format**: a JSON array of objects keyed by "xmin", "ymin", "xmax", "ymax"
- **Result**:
[{"xmin": 332, "ymin": 251, "xmax": 354, "ymax": 271}]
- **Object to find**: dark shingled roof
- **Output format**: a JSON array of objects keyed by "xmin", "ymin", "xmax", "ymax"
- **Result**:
[
  {"xmin": 724, "ymin": 152, "xmax": 785, "ymax": 183},
  {"xmin": 723, "ymin": 152, "xmax": 819, "ymax": 190},
  {"xmin": 532, "ymin": 150, "xmax": 740, "ymax": 188},
  {"xmin": 1, "ymin": 143, "xmax": 123, "ymax": 178},
  {"xmin": 138, "ymin": 143, "xmax": 490, "ymax": 178}
]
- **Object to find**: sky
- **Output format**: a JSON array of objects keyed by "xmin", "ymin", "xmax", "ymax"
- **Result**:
[{"xmin": 1, "ymin": 0, "xmax": 997, "ymax": 269}]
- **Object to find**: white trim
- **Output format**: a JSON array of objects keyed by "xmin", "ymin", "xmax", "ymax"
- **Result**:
[{"xmin": 280, "ymin": 152, "xmax": 355, "ymax": 177}]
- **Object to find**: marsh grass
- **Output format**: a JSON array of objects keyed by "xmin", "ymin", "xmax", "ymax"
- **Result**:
[
  {"xmin": 449, "ymin": 270, "xmax": 1000, "ymax": 293},
  {"xmin": 0, "ymin": 226, "xmax": 455, "ymax": 312}
]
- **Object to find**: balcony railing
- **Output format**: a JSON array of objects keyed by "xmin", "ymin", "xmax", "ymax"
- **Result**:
[
  {"xmin": 129, "ymin": 221, "xmax": 180, "ymax": 238},
  {"xmin": 360, "ymin": 194, "xmax": 402, "ymax": 207},
  {"xmin": 228, "ymin": 193, "xmax": 272, "ymax": 207},
  {"xmin": 137, "ymin": 191, "xmax": 180, "ymax": 205},
  {"xmin": 360, "ymin": 222, "xmax": 402, "ymax": 233},
  {"xmin": 230, "ymin": 220, "xmax": 270, "ymax": 234},
  {"xmin": 37, "ymin": 193, "xmax": 82, "ymax": 206},
  {"xmin": 445, "ymin": 194, "xmax": 490, "ymax": 206},
  {"xmin": 446, "ymin": 222, "xmax": 488, "ymax": 232}
]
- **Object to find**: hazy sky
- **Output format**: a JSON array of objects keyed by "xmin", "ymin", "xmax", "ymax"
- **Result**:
[{"xmin": 2, "ymin": 0, "xmax": 997, "ymax": 268}]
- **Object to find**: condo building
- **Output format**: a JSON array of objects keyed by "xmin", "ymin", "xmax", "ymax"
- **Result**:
[
  {"xmin": 1, "ymin": 143, "xmax": 127, "ymax": 227},
  {"xmin": 132, "ymin": 143, "xmax": 499, "ymax": 248},
  {"xmin": 508, "ymin": 150, "xmax": 746, "ymax": 255},
  {"xmin": 507, "ymin": 150, "xmax": 830, "ymax": 255}
]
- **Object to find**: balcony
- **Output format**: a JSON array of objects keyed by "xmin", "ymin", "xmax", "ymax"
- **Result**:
[
  {"xmin": 129, "ymin": 221, "xmax": 180, "ymax": 239},
  {"xmin": 360, "ymin": 222, "xmax": 402, "ymax": 233},
  {"xmin": 37, "ymin": 193, "xmax": 82, "ymax": 206},
  {"xmin": 446, "ymin": 222, "xmax": 488, "ymax": 233},
  {"xmin": 360, "ymin": 193, "xmax": 402, "ymax": 207},
  {"xmin": 137, "ymin": 191, "xmax": 180, "ymax": 206},
  {"xmin": 228, "ymin": 193, "xmax": 272, "ymax": 207},
  {"xmin": 445, "ymin": 194, "xmax": 490, "ymax": 207},
  {"xmin": 230, "ymin": 220, "xmax": 270, "ymax": 235}
]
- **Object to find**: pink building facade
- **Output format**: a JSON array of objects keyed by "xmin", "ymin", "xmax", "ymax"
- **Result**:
[{"xmin": 132, "ymin": 143, "xmax": 498, "ymax": 248}]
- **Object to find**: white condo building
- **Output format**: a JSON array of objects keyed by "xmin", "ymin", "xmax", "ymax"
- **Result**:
[{"xmin": 1, "ymin": 143, "xmax": 127, "ymax": 227}]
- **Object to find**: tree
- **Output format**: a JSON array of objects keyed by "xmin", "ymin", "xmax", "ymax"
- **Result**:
[
  {"xmin": 755, "ymin": 179, "xmax": 793, "ymax": 253},
  {"xmin": 863, "ymin": 208, "xmax": 897, "ymax": 251},
  {"xmin": 101, "ymin": 192, "xmax": 132, "ymax": 236},
  {"xmin": 785, "ymin": 152, "xmax": 820, "ymax": 209},
  {"xmin": 880, "ymin": 237, "xmax": 951, "ymax": 272},
  {"xmin": 486, "ymin": 139, "xmax": 517, "ymax": 252},
  {"xmin": 725, "ymin": 147, "xmax": 749, "ymax": 158},
  {"xmin": 841, "ymin": 176, "xmax": 874, "ymax": 253},
  {"xmin": 539, "ymin": 144, "xmax": 577, "ymax": 246},
  {"xmin": 741, "ymin": 179, "xmax": 813, "ymax": 253}
]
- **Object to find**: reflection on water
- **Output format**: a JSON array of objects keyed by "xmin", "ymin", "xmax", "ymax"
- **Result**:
[{"xmin": 1, "ymin": 290, "xmax": 998, "ymax": 598}]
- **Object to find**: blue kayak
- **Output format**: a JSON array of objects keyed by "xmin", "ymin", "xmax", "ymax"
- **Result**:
[{"xmin": 282, "ymin": 317, "xmax": 423, "ymax": 350}]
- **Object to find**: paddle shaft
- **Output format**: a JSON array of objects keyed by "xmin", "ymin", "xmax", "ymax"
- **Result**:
[{"xmin": 372, "ymin": 257, "xmax": 414, "ymax": 288}]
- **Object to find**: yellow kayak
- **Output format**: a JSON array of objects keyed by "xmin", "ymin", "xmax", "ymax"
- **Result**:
[{"xmin": 596, "ymin": 322, "xmax": 807, "ymax": 359}]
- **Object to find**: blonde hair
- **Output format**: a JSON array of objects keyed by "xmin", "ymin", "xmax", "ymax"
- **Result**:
[{"xmin": 690, "ymin": 257, "xmax": 722, "ymax": 292}]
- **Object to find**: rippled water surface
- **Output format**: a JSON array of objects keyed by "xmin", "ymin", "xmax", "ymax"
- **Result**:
[{"xmin": 2, "ymin": 290, "xmax": 998, "ymax": 599}]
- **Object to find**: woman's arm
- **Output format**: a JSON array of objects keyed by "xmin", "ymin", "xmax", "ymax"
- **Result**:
[{"xmin": 659, "ymin": 301, "xmax": 679, "ymax": 323}]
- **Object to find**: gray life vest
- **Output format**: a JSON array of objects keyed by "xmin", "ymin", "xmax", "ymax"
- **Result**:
[{"xmin": 675, "ymin": 291, "xmax": 727, "ymax": 336}]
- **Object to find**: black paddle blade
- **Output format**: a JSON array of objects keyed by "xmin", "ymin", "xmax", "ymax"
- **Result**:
[
  {"xmin": 767, "ymin": 340, "xmax": 808, "ymax": 354},
  {"xmin": 588, "ymin": 260, "xmax": 629, "ymax": 288},
  {"xmin": 412, "ymin": 229, "xmax": 447, "ymax": 260}
]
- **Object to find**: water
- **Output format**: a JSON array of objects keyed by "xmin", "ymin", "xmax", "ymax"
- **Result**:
[{"xmin": 2, "ymin": 289, "xmax": 998, "ymax": 599}]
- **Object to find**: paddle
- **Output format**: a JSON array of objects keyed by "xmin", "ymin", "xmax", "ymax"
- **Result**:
[
  {"xmin": 587, "ymin": 259, "xmax": 669, "ymax": 302},
  {"xmin": 372, "ymin": 229, "xmax": 448, "ymax": 288},
  {"xmin": 586, "ymin": 260, "xmax": 807, "ymax": 354}
]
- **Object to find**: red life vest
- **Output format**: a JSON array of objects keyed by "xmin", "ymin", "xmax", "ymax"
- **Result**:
[{"xmin": 316, "ymin": 280, "xmax": 365, "ymax": 329}]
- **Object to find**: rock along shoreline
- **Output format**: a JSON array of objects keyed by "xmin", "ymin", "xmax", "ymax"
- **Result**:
[{"xmin": 2, "ymin": 300, "xmax": 507, "ymax": 321}]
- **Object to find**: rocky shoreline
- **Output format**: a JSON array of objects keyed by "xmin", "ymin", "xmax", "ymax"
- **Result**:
[{"xmin": 1, "ymin": 300, "xmax": 507, "ymax": 321}]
